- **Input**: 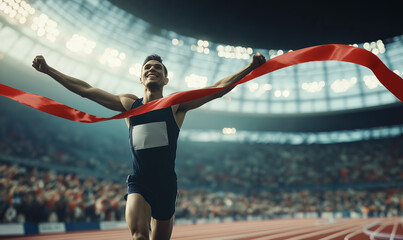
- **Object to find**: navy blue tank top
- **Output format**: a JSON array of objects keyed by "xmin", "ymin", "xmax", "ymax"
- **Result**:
[{"xmin": 128, "ymin": 98, "xmax": 179, "ymax": 185}]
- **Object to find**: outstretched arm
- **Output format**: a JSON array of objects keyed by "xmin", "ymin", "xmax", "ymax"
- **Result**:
[
  {"xmin": 177, "ymin": 53, "xmax": 266, "ymax": 112},
  {"xmin": 32, "ymin": 56, "xmax": 137, "ymax": 112}
]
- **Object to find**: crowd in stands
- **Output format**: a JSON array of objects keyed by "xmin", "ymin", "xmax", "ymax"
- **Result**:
[
  {"xmin": 0, "ymin": 106, "xmax": 131, "ymax": 182},
  {"xmin": 0, "ymin": 163, "xmax": 126, "ymax": 223},
  {"xmin": 1, "ymin": 107, "xmax": 402, "ymax": 190},
  {"xmin": 1, "ymin": 104, "xmax": 403, "ymax": 223},
  {"xmin": 1, "ymin": 163, "xmax": 402, "ymax": 223},
  {"xmin": 176, "ymin": 137, "xmax": 403, "ymax": 189}
]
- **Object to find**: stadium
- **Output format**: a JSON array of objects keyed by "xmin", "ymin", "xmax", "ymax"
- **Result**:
[{"xmin": 0, "ymin": 0, "xmax": 403, "ymax": 239}]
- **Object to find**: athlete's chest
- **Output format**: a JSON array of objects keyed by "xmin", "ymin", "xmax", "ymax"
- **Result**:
[{"xmin": 129, "ymin": 107, "xmax": 179, "ymax": 151}]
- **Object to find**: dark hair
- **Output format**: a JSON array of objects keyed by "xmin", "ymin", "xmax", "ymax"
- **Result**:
[{"xmin": 142, "ymin": 54, "xmax": 168, "ymax": 77}]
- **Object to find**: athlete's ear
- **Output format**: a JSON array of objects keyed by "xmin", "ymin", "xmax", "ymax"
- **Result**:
[
  {"xmin": 164, "ymin": 77, "xmax": 169, "ymax": 85},
  {"xmin": 139, "ymin": 77, "xmax": 143, "ymax": 85}
]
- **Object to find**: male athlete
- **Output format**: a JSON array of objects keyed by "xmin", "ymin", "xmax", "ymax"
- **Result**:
[{"xmin": 32, "ymin": 52, "xmax": 266, "ymax": 240}]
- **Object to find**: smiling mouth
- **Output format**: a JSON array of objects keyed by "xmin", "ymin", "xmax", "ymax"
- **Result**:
[{"xmin": 147, "ymin": 73, "xmax": 158, "ymax": 78}]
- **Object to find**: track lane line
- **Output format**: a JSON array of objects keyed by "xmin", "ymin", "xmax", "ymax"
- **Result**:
[
  {"xmin": 318, "ymin": 219, "xmax": 377, "ymax": 240},
  {"xmin": 250, "ymin": 222, "xmax": 364, "ymax": 240},
  {"xmin": 288, "ymin": 221, "xmax": 376, "ymax": 240},
  {"xmin": 172, "ymin": 219, "xmax": 316, "ymax": 240},
  {"xmin": 192, "ymin": 221, "xmax": 317, "ymax": 240}
]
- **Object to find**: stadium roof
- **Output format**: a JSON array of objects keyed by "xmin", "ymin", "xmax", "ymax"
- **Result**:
[{"xmin": 109, "ymin": 0, "xmax": 403, "ymax": 50}]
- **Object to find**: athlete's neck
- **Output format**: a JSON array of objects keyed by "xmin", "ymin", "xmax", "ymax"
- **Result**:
[{"xmin": 143, "ymin": 88, "xmax": 163, "ymax": 104}]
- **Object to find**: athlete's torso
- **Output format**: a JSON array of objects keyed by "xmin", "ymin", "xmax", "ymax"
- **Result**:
[{"xmin": 128, "ymin": 98, "xmax": 180, "ymax": 185}]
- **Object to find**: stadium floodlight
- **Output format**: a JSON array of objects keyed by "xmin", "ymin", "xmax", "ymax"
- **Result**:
[
  {"xmin": 372, "ymin": 48, "xmax": 379, "ymax": 55},
  {"xmin": 191, "ymin": 39, "xmax": 210, "ymax": 55},
  {"xmin": 255, "ymin": 83, "xmax": 272, "ymax": 97},
  {"xmin": 99, "ymin": 48, "xmax": 125, "ymax": 68},
  {"xmin": 376, "ymin": 40, "xmax": 386, "ymax": 54},
  {"xmin": 197, "ymin": 46, "xmax": 203, "ymax": 53},
  {"xmin": 129, "ymin": 63, "xmax": 142, "ymax": 77},
  {"xmin": 269, "ymin": 49, "xmax": 286, "ymax": 59},
  {"xmin": 274, "ymin": 90, "xmax": 282, "ymax": 98},
  {"xmin": 119, "ymin": 52, "xmax": 126, "ymax": 60},
  {"xmin": 31, "ymin": 13, "xmax": 59, "ymax": 42},
  {"xmin": 222, "ymin": 128, "xmax": 236, "ymax": 135},
  {"xmin": 330, "ymin": 77, "xmax": 357, "ymax": 93},
  {"xmin": 66, "ymin": 34, "xmax": 96, "ymax": 54},
  {"xmin": 196, "ymin": 40, "xmax": 209, "ymax": 48},
  {"xmin": 262, "ymin": 83, "xmax": 272, "ymax": 91},
  {"xmin": 217, "ymin": 44, "xmax": 251, "ymax": 59},
  {"xmin": 301, "ymin": 81, "xmax": 325, "ymax": 93},
  {"xmin": 363, "ymin": 75, "xmax": 382, "ymax": 89},
  {"xmin": 247, "ymin": 82, "xmax": 259, "ymax": 92},
  {"xmin": 185, "ymin": 73, "xmax": 208, "ymax": 88},
  {"xmin": 0, "ymin": 0, "xmax": 34, "ymax": 25},
  {"xmin": 362, "ymin": 40, "xmax": 386, "ymax": 55},
  {"xmin": 271, "ymin": 89, "xmax": 291, "ymax": 98},
  {"xmin": 172, "ymin": 38, "xmax": 179, "ymax": 45}
]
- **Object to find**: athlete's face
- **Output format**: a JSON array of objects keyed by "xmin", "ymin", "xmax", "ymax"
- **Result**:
[{"xmin": 141, "ymin": 60, "xmax": 168, "ymax": 88}]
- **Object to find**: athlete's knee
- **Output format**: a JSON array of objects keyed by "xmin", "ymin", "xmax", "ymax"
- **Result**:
[{"xmin": 131, "ymin": 232, "xmax": 148, "ymax": 240}]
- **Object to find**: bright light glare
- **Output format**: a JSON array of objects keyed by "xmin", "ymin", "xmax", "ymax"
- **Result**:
[
  {"xmin": 282, "ymin": 90, "xmax": 290, "ymax": 97},
  {"xmin": 31, "ymin": 13, "xmax": 59, "ymax": 42},
  {"xmin": 191, "ymin": 39, "xmax": 210, "ymax": 54},
  {"xmin": 217, "ymin": 44, "xmax": 252, "ymax": 59},
  {"xmin": 185, "ymin": 74, "xmax": 208, "ymax": 88},
  {"xmin": 99, "ymin": 48, "xmax": 125, "ymax": 68},
  {"xmin": 301, "ymin": 81, "xmax": 325, "ymax": 93},
  {"xmin": 248, "ymin": 82, "xmax": 259, "ymax": 92},
  {"xmin": 66, "ymin": 34, "xmax": 96, "ymax": 54},
  {"xmin": 363, "ymin": 75, "xmax": 382, "ymax": 89},
  {"xmin": 331, "ymin": 77, "xmax": 357, "ymax": 93},
  {"xmin": 222, "ymin": 128, "xmax": 236, "ymax": 135},
  {"xmin": 129, "ymin": 63, "xmax": 142, "ymax": 77}
]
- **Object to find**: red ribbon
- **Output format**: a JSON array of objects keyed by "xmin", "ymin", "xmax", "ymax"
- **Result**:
[{"xmin": 1, "ymin": 44, "xmax": 402, "ymax": 123}]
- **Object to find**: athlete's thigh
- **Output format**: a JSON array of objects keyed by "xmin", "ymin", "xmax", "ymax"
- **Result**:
[
  {"xmin": 150, "ymin": 213, "xmax": 175, "ymax": 240},
  {"xmin": 126, "ymin": 193, "xmax": 152, "ymax": 238}
]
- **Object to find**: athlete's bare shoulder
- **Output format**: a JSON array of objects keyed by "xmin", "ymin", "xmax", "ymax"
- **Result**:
[{"xmin": 119, "ymin": 94, "xmax": 138, "ymax": 112}]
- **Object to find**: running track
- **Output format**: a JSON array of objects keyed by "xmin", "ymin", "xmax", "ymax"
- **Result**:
[{"xmin": 2, "ymin": 218, "xmax": 402, "ymax": 240}]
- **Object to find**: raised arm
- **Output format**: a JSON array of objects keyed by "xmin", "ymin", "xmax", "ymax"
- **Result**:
[
  {"xmin": 177, "ymin": 53, "xmax": 266, "ymax": 112},
  {"xmin": 32, "ymin": 56, "xmax": 137, "ymax": 112}
]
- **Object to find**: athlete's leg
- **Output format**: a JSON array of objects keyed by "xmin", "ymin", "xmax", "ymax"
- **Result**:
[
  {"xmin": 126, "ymin": 193, "xmax": 152, "ymax": 240},
  {"xmin": 150, "ymin": 213, "xmax": 175, "ymax": 240}
]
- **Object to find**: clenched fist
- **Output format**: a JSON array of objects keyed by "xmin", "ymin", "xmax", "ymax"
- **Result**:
[
  {"xmin": 250, "ymin": 53, "xmax": 266, "ymax": 70},
  {"xmin": 32, "ymin": 55, "xmax": 50, "ymax": 73}
]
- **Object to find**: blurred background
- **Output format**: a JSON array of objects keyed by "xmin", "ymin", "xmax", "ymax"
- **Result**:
[{"xmin": 0, "ymin": 0, "xmax": 403, "ymax": 234}]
